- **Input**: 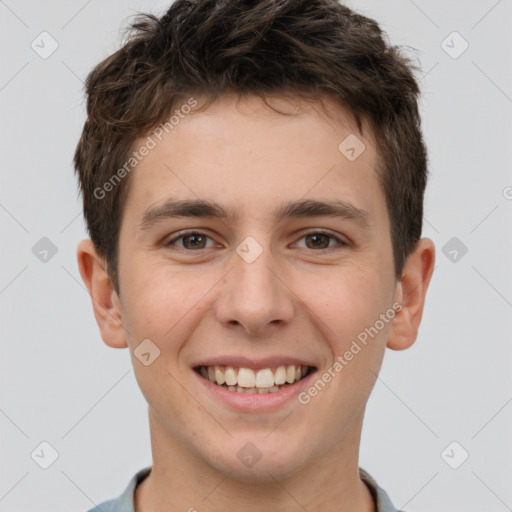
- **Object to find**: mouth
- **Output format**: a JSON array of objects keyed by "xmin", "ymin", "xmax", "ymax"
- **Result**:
[{"xmin": 194, "ymin": 364, "xmax": 314, "ymax": 394}]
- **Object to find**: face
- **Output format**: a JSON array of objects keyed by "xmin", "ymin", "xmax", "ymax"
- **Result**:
[{"xmin": 112, "ymin": 94, "xmax": 402, "ymax": 480}]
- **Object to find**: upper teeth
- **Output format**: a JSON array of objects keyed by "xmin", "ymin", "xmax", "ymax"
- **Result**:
[{"xmin": 199, "ymin": 365, "xmax": 309, "ymax": 388}]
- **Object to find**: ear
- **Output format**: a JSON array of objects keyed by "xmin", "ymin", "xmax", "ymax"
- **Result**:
[
  {"xmin": 387, "ymin": 238, "xmax": 435, "ymax": 351},
  {"xmin": 76, "ymin": 239, "xmax": 127, "ymax": 348}
]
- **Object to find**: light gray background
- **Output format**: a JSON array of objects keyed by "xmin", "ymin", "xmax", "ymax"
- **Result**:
[{"xmin": 1, "ymin": 1, "xmax": 511, "ymax": 511}]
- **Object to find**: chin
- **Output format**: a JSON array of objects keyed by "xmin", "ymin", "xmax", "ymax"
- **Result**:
[{"xmin": 201, "ymin": 436, "xmax": 308, "ymax": 483}]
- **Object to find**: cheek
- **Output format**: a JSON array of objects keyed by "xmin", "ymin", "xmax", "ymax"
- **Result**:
[
  {"xmin": 121, "ymin": 260, "xmax": 217, "ymax": 356},
  {"xmin": 296, "ymin": 263, "xmax": 391, "ymax": 349},
  {"xmin": 299, "ymin": 270, "xmax": 392, "ymax": 430}
]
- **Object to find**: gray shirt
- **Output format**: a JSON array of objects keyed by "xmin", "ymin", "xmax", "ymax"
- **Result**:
[{"xmin": 86, "ymin": 466, "xmax": 402, "ymax": 512}]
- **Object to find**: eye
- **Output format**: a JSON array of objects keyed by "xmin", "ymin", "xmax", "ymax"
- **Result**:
[
  {"xmin": 164, "ymin": 229, "xmax": 348, "ymax": 252},
  {"xmin": 165, "ymin": 231, "xmax": 217, "ymax": 250},
  {"xmin": 292, "ymin": 230, "xmax": 347, "ymax": 251}
]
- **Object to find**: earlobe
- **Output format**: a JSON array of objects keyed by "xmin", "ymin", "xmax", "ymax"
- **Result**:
[
  {"xmin": 386, "ymin": 238, "xmax": 435, "ymax": 351},
  {"xmin": 76, "ymin": 239, "xmax": 128, "ymax": 349}
]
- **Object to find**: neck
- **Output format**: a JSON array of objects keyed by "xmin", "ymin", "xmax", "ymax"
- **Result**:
[{"xmin": 135, "ymin": 407, "xmax": 375, "ymax": 512}]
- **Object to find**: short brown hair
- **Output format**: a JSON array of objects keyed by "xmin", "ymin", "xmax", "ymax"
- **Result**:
[{"xmin": 74, "ymin": 0, "xmax": 428, "ymax": 294}]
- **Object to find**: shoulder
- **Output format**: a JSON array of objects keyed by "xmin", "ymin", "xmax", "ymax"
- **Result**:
[
  {"xmin": 84, "ymin": 467, "xmax": 152, "ymax": 512},
  {"xmin": 359, "ymin": 467, "xmax": 403, "ymax": 512},
  {"xmin": 86, "ymin": 498, "xmax": 119, "ymax": 512}
]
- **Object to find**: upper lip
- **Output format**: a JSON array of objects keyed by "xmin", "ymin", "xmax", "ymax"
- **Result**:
[{"xmin": 193, "ymin": 355, "xmax": 317, "ymax": 370}]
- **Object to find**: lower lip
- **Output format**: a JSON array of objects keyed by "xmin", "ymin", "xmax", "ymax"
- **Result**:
[{"xmin": 194, "ymin": 368, "xmax": 317, "ymax": 412}]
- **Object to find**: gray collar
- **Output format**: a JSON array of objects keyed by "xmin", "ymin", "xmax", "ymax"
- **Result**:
[{"xmin": 90, "ymin": 466, "xmax": 401, "ymax": 512}]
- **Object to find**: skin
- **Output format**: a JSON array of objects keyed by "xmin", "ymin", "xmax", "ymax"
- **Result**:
[{"xmin": 78, "ymin": 93, "xmax": 435, "ymax": 512}]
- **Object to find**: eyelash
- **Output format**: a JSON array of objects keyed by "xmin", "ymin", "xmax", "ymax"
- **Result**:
[{"xmin": 164, "ymin": 230, "xmax": 348, "ymax": 252}]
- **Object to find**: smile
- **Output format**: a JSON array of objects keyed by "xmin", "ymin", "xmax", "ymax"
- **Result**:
[{"xmin": 195, "ymin": 364, "xmax": 312, "ymax": 394}]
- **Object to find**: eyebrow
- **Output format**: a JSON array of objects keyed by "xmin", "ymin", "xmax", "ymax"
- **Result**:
[{"xmin": 138, "ymin": 197, "xmax": 372, "ymax": 231}]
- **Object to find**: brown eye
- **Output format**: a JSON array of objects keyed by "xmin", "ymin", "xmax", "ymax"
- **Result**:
[
  {"xmin": 304, "ymin": 233, "xmax": 330, "ymax": 249},
  {"xmin": 166, "ymin": 232, "xmax": 214, "ymax": 250},
  {"xmin": 181, "ymin": 233, "xmax": 207, "ymax": 249},
  {"xmin": 294, "ymin": 231, "xmax": 347, "ymax": 251}
]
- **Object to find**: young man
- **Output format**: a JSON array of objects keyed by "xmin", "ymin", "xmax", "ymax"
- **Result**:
[{"xmin": 75, "ymin": 1, "xmax": 435, "ymax": 511}]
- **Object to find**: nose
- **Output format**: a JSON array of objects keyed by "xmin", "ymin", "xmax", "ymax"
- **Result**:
[{"xmin": 213, "ymin": 241, "xmax": 295, "ymax": 337}]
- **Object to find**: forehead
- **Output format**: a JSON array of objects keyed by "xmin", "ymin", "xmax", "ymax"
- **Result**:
[{"xmin": 122, "ymin": 93, "xmax": 385, "ymax": 227}]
